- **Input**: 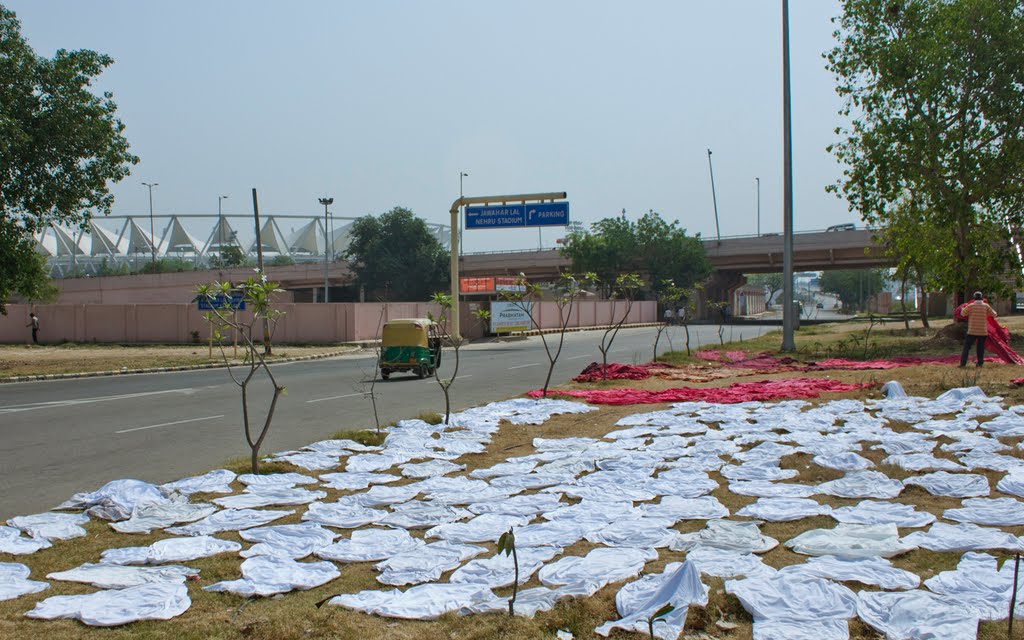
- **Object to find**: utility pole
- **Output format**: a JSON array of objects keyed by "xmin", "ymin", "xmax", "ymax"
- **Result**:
[
  {"xmin": 459, "ymin": 172, "xmax": 468, "ymax": 256},
  {"xmin": 756, "ymin": 177, "xmax": 761, "ymax": 236},
  {"xmin": 142, "ymin": 182, "xmax": 158, "ymax": 272},
  {"xmin": 318, "ymin": 197, "xmax": 334, "ymax": 303},
  {"xmin": 707, "ymin": 149, "xmax": 721, "ymax": 244},
  {"xmin": 781, "ymin": 0, "xmax": 796, "ymax": 351},
  {"xmin": 217, "ymin": 195, "xmax": 228, "ymax": 261},
  {"xmin": 252, "ymin": 188, "xmax": 271, "ymax": 355}
]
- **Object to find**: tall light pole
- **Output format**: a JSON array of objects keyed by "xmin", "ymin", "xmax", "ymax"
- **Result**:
[
  {"xmin": 781, "ymin": 0, "xmax": 796, "ymax": 351},
  {"xmin": 318, "ymin": 197, "xmax": 333, "ymax": 303},
  {"xmin": 142, "ymin": 182, "xmax": 158, "ymax": 272},
  {"xmin": 706, "ymin": 149, "xmax": 721, "ymax": 244},
  {"xmin": 755, "ymin": 177, "xmax": 761, "ymax": 236},
  {"xmin": 217, "ymin": 195, "xmax": 228, "ymax": 260},
  {"xmin": 459, "ymin": 171, "xmax": 468, "ymax": 256}
]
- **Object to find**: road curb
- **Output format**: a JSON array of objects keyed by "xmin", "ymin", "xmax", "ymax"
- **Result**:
[{"xmin": 1, "ymin": 347, "xmax": 364, "ymax": 384}]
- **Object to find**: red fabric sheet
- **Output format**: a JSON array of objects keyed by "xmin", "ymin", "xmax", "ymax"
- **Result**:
[
  {"xmin": 953, "ymin": 302, "xmax": 1024, "ymax": 365},
  {"xmin": 573, "ymin": 362, "xmax": 653, "ymax": 382},
  {"xmin": 532, "ymin": 378, "xmax": 872, "ymax": 405}
]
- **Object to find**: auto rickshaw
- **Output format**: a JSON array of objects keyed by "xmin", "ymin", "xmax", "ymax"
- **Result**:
[{"xmin": 379, "ymin": 318, "xmax": 442, "ymax": 379}]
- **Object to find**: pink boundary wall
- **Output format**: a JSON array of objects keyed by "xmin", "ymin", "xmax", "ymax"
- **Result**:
[{"xmin": 0, "ymin": 301, "xmax": 656, "ymax": 345}]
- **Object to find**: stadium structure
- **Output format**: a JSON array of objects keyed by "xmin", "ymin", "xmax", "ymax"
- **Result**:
[{"xmin": 35, "ymin": 213, "xmax": 451, "ymax": 277}]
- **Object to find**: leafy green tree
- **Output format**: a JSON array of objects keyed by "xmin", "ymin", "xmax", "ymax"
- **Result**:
[
  {"xmin": 208, "ymin": 245, "xmax": 247, "ymax": 268},
  {"xmin": 819, "ymin": 269, "xmax": 887, "ymax": 313},
  {"xmin": 0, "ymin": 5, "xmax": 137, "ymax": 311},
  {"xmin": 827, "ymin": 0, "xmax": 1024, "ymax": 301},
  {"xmin": 345, "ymin": 207, "xmax": 448, "ymax": 301},
  {"xmin": 561, "ymin": 211, "xmax": 710, "ymax": 296},
  {"xmin": 746, "ymin": 273, "xmax": 785, "ymax": 309}
]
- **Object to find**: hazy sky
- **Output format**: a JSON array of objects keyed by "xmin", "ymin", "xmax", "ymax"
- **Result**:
[{"xmin": 8, "ymin": 0, "xmax": 853, "ymax": 252}]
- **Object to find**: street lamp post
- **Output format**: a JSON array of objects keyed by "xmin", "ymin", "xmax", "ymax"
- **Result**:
[
  {"xmin": 217, "ymin": 195, "xmax": 228, "ymax": 260},
  {"xmin": 142, "ymin": 182, "xmax": 158, "ymax": 272},
  {"xmin": 318, "ymin": 197, "xmax": 334, "ymax": 303},
  {"xmin": 459, "ymin": 172, "xmax": 468, "ymax": 256},
  {"xmin": 756, "ymin": 177, "xmax": 761, "ymax": 236}
]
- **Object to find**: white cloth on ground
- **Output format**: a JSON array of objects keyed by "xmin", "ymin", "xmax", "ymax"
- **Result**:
[
  {"xmin": 160, "ymin": 469, "xmax": 236, "ymax": 495},
  {"xmin": 538, "ymin": 547, "xmax": 658, "ymax": 590},
  {"xmin": 101, "ymin": 535, "xmax": 242, "ymax": 565},
  {"xmin": 816, "ymin": 470, "xmax": 904, "ymax": 499},
  {"xmin": 828, "ymin": 500, "xmax": 935, "ymax": 528},
  {"xmin": 639, "ymin": 496, "xmax": 730, "ymax": 522},
  {"xmin": 812, "ymin": 452, "xmax": 874, "ymax": 471},
  {"xmin": 205, "ymin": 555, "xmax": 339, "ymax": 596},
  {"xmin": 901, "ymin": 521, "xmax": 1024, "ymax": 552},
  {"xmin": 377, "ymin": 502, "xmax": 472, "ymax": 530},
  {"xmin": 901, "ymin": 471, "xmax": 990, "ymax": 497},
  {"xmin": 466, "ymin": 493, "xmax": 564, "ymax": 518},
  {"xmin": 856, "ymin": 590, "xmax": 979, "ymax": 640},
  {"xmin": 236, "ymin": 472, "xmax": 318, "ymax": 487},
  {"xmin": 882, "ymin": 453, "xmax": 966, "ymax": 471},
  {"xmin": 301, "ymin": 500, "xmax": 385, "ymax": 529},
  {"xmin": 238, "ymin": 522, "xmax": 338, "ymax": 559},
  {"xmin": 725, "ymin": 573, "xmax": 857, "ymax": 637},
  {"xmin": 318, "ymin": 471, "xmax": 399, "ymax": 491},
  {"xmin": 785, "ymin": 523, "xmax": 916, "ymax": 559},
  {"xmin": 165, "ymin": 508, "xmax": 294, "ymax": 536},
  {"xmin": 327, "ymin": 583, "xmax": 494, "ymax": 620},
  {"xmin": 924, "ymin": 552, "xmax": 1024, "ymax": 620},
  {"xmin": 450, "ymin": 546, "xmax": 562, "ymax": 588},
  {"xmin": 25, "ymin": 582, "xmax": 191, "ymax": 626},
  {"xmin": 7, "ymin": 512, "xmax": 90, "ymax": 541},
  {"xmin": 56, "ymin": 479, "xmax": 174, "ymax": 521},
  {"xmin": 399, "ymin": 459, "xmax": 465, "ymax": 478},
  {"xmin": 47, "ymin": 563, "xmax": 198, "ymax": 589},
  {"xmin": 735, "ymin": 498, "xmax": 832, "ymax": 522},
  {"xmin": 944, "ymin": 497, "xmax": 1024, "ymax": 526},
  {"xmin": 109, "ymin": 502, "xmax": 217, "ymax": 534},
  {"xmin": 778, "ymin": 555, "xmax": 919, "ymax": 590},
  {"xmin": 265, "ymin": 450, "xmax": 341, "ymax": 470},
  {"xmin": 670, "ymin": 519, "xmax": 779, "ymax": 554},
  {"xmin": 355, "ymin": 484, "xmax": 423, "ymax": 507},
  {"xmin": 315, "ymin": 528, "xmax": 425, "ymax": 562},
  {"xmin": 212, "ymin": 486, "xmax": 325, "ymax": 509},
  {"xmin": 0, "ymin": 563, "xmax": 48, "ymax": 601},
  {"xmin": 425, "ymin": 514, "xmax": 530, "ymax": 544},
  {"xmin": 997, "ymin": 471, "xmax": 1024, "ymax": 498},
  {"xmin": 585, "ymin": 516, "xmax": 679, "ymax": 548},
  {"xmin": 375, "ymin": 541, "xmax": 485, "ymax": 586},
  {"xmin": 459, "ymin": 584, "xmax": 589, "ymax": 617},
  {"xmin": 728, "ymin": 481, "xmax": 818, "ymax": 498},
  {"xmin": 595, "ymin": 561, "xmax": 708, "ymax": 640},
  {"xmin": 684, "ymin": 546, "xmax": 776, "ymax": 579},
  {"xmin": 0, "ymin": 525, "xmax": 51, "ymax": 555}
]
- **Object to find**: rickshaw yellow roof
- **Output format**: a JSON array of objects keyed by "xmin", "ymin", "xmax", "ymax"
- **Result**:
[{"xmin": 384, "ymin": 318, "xmax": 434, "ymax": 327}]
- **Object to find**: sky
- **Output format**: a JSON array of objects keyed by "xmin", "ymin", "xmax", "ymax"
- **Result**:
[{"xmin": 8, "ymin": 0, "xmax": 854, "ymax": 253}]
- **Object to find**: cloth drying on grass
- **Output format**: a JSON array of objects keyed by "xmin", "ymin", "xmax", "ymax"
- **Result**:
[
  {"xmin": 594, "ymin": 561, "xmax": 708, "ymax": 640},
  {"xmin": 530, "ymin": 378, "xmax": 871, "ymax": 405},
  {"xmin": 47, "ymin": 563, "xmax": 198, "ymax": 589},
  {"xmin": 204, "ymin": 555, "xmax": 339, "ymax": 597},
  {"xmin": 0, "ymin": 563, "xmax": 48, "ymax": 601},
  {"xmin": 100, "ymin": 536, "xmax": 241, "ymax": 565},
  {"xmin": 26, "ymin": 582, "xmax": 191, "ymax": 626}
]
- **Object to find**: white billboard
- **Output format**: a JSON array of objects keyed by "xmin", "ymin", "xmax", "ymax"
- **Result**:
[{"xmin": 490, "ymin": 301, "xmax": 533, "ymax": 333}]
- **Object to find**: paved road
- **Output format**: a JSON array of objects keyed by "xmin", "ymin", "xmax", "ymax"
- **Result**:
[{"xmin": 0, "ymin": 324, "xmax": 772, "ymax": 518}]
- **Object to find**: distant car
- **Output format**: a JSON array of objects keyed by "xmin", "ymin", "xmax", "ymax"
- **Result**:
[
  {"xmin": 826, "ymin": 223, "xmax": 856, "ymax": 232},
  {"xmin": 816, "ymin": 302, "xmax": 824, "ymax": 309}
]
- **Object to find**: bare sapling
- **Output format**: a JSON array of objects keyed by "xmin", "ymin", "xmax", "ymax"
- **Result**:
[
  {"xmin": 196, "ymin": 275, "xmax": 285, "ymax": 474},
  {"xmin": 428, "ymin": 293, "xmax": 488, "ymax": 424},
  {"xmin": 597, "ymin": 273, "xmax": 643, "ymax": 380},
  {"xmin": 654, "ymin": 280, "xmax": 683, "ymax": 361}
]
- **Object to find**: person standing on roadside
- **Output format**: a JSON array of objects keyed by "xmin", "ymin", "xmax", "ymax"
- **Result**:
[
  {"xmin": 959, "ymin": 291, "xmax": 996, "ymax": 367},
  {"xmin": 25, "ymin": 312, "xmax": 39, "ymax": 345}
]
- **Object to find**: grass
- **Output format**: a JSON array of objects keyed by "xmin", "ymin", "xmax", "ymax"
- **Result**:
[{"xmin": 5, "ymin": 316, "xmax": 1024, "ymax": 638}]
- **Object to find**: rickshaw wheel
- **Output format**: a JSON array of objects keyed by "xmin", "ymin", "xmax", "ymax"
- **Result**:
[
  {"xmin": 381, "ymin": 369, "xmax": 390, "ymax": 380},
  {"xmin": 416, "ymin": 364, "xmax": 427, "ymax": 379}
]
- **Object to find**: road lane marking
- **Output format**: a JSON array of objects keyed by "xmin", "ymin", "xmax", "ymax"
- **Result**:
[
  {"xmin": 116, "ymin": 414, "xmax": 224, "ymax": 434},
  {"xmin": 0, "ymin": 389, "xmax": 195, "ymax": 415},
  {"xmin": 306, "ymin": 393, "xmax": 366, "ymax": 403},
  {"xmin": 567, "ymin": 355, "xmax": 591, "ymax": 360},
  {"xmin": 422, "ymin": 375, "xmax": 472, "ymax": 383},
  {"xmin": 507, "ymin": 363, "xmax": 540, "ymax": 370}
]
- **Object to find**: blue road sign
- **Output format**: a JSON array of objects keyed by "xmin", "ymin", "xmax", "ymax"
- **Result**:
[
  {"xmin": 465, "ymin": 202, "xmax": 569, "ymax": 229},
  {"xmin": 197, "ymin": 293, "xmax": 246, "ymax": 311}
]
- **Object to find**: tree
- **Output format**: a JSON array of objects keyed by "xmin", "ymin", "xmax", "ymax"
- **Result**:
[
  {"xmin": 561, "ymin": 211, "xmax": 710, "ymax": 296},
  {"xmin": 0, "ymin": 5, "xmax": 138, "ymax": 311},
  {"xmin": 819, "ymin": 269, "xmax": 887, "ymax": 312},
  {"xmin": 345, "ymin": 207, "xmax": 448, "ymax": 301},
  {"xmin": 873, "ymin": 199, "xmax": 944, "ymax": 328},
  {"xmin": 208, "ymin": 245, "xmax": 247, "ymax": 268},
  {"xmin": 597, "ymin": 274, "xmax": 643, "ymax": 379},
  {"xmin": 746, "ymin": 273, "xmax": 785, "ymax": 309},
  {"xmin": 827, "ymin": 0, "xmax": 1024, "ymax": 301}
]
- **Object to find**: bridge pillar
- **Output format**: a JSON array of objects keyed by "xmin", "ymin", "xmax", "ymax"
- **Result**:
[{"xmin": 697, "ymin": 271, "xmax": 746, "ymax": 321}]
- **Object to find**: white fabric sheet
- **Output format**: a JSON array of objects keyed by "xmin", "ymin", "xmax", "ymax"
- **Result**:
[
  {"xmin": 997, "ymin": 471, "xmax": 1024, "ymax": 498},
  {"xmin": 327, "ymin": 583, "xmax": 494, "ymax": 620},
  {"xmin": 425, "ymin": 514, "xmax": 530, "ymax": 544},
  {"xmin": 595, "ymin": 561, "xmax": 708, "ymax": 640},
  {"xmin": 0, "ymin": 525, "xmax": 51, "ymax": 555},
  {"xmin": 318, "ymin": 471, "xmax": 399, "ymax": 491},
  {"xmin": 812, "ymin": 452, "xmax": 873, "ymax": 471},
  {"xmin": 239, "ymin": 522, "xmax": 338, "ymax": 559},
  {"xmin": 817, "ymin": 470, "xmax": 904, "ymax": 499},
  {"xmin": 924, "ymin": 552, "xmax": 1024, "ymax": 620},
  {"xmin": 212, "ymin": 486, "xmax": 325, "ymax": 509},
  {"xmin": 857, "ymin": 590, "xmax": 979, "ymax": 640},
  {"xmin": 785, "ymin": 523, "xmax": 916, "ymax": 559},
  {"xmin": 639, "ymin": 496, "xmax": 729, "ymax": 522},
  {"xmin": 829, "ymin": 500, "xmax": 935, "ymax": 528},
  {"xmin": 160, "ymin": 469, "xmax": 236, "ymax": 495},
  {"xmin": 166, "ymin": 508, "xmax": 293, "ymax": 536},
  {"xmin": 467, "ymin": 493, "xmax": 564, "ymax": 518},
  {"xmin": 57, "ymin": 479, "xmax": 174, "ymax": 521},
  {"xmin": 450, "ymin": 545, "xmax": 562, "ymax": 588},
  {"xmin": 728, "ymin": 480, "xmax": 818, "ymax": 498},
  {"xmin": 538, "ymin": 547, "xmax": 658, "ymax": 590},
  {"xmin": 377, "ymin": 502, "xmax": 472, "ymax": 530},
  {"xmin": 301, "ymin": 500, "xmax": 385, "ymax": 529},
  {"xmin": 725, "ymin": 573, "xmax": 857, "ymax": 630},
  {"xmin": 101, "ymin": 535, "xmax": 242, "ymax": 565},
  {"xmin": 944, "ymin": 497, "xmax": 1024, "ymax": 526},
  {"xmin": 47, "ymin": 563, "xmax": 198, "ymax": 589},
  {"xmin": 883, "ymin": 453, "xmax": 966, "ymax": 472},
  {"xmin": 204, "ymin": 555, "xmax": 339, "ymax": 596},
  {"xmin": 902, "ymin": 471, "xmax": 990, "ymax": 497},
  {"xmin": 316, "ymin": 528, "xmax": 425, "ymax": 562},
  {"xmin": 684, "ymin": 546, "xmax": 776, "ymax": 579},
  {"xmin": 459, "ymin": 585, "xmax": 588, "ymax": 617},
  {"xmin": 751, "ymin": 619, "xmax": 851, "ymax": 640},
  {"xmin": 778, "ymin": 555, "xmax": 919, "ymax": 590},
  {"xmin": 237, "ymin": 472, "xmax": 318, "ymax": 487},
  {"xmin": 670, "ymin": 519, "xmax": 779, "ymax": 554},
  {"xmin": 0, "ymin": 562, "xmax": 48, "ymax": 601},
  {"xmin": 399, "ymin": 459, "xmax": 465, "ymax": 478},
  {"xmin": 585, "ymin": 516, "xmax": 679, "ymax": 548},
  {"xmin": 265, "ymin": 450, "xmax": 341, "ymax": 470},
  {"xmin": 736, "ymin": 498, "xmax": 832, "ymax": 522},
  {"xmin": 26, "ymin": 582, "xmax": 191, "ymax": 626},
  {"xmin": 109, "ymin": 502, "xmax": 217, "ymax": 535},
  {"xmin": 901, "ymin": 521, "xmax": 1024, "ymax": 552},
  {"xmin": 8, "ymin": 512, "xmax": 90, "ymax": 541},
  {"xmin": 375, "ymin": 541, "xmax": 485, "ymax": 586}
]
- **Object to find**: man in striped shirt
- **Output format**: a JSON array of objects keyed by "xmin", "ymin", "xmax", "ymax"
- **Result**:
[{"xmin": 959, "ymin": 291, "xmax": 997, "ymax": 368}]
